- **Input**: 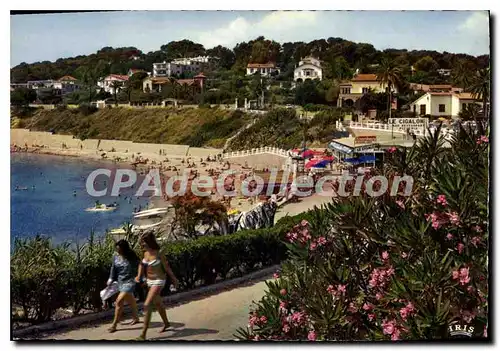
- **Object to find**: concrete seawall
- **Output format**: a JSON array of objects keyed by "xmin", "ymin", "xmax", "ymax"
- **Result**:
[{"xmin": 11, "ymin": 129, "xmax": 223, "ymax": 161}]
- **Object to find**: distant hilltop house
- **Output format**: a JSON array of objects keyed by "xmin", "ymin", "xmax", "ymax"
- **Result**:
[
  {"xmin": 142, "ymin": 73, "xmax": 206, "ymax": 93},
  {"xmin": 294, "ymin": 57, "xmax": 323, "ymax": 82},
  {"xmin": 97, "ymin": 74, "xmax": 129, "ymax": 94},
  {"xmin": 409, "ymin": 92, "xmax": 480, "ymax": 119},
  {"xmin": 153, "ymin": 56, "xmax": 213, "ymax": 78},
  {"xmin": 246, "ymin": 63, "xmax": 280, "ymax": 77},
  {"xmin": 337, "ymin": 73, "xmax": 398, "ymax": 108}
]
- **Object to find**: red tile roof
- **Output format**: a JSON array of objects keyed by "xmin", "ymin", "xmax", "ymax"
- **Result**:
[
  {"xmin": 247, "ymin": 63, "xmax": 276, "ymax": 69},
  {"xmin": 351, "ymin": 74, "xmax": 379, "ymax": 82},
  {"xmin": 58, "ymin": 75, "xmax": 77, "ymax": 81},
  {"xmin": 106, "ymin": 74, "xmax": 129, "ymax": 81}
]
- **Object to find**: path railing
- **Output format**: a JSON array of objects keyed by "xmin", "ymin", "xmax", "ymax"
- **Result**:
[{"xmin": 222, "ymin": 147, "xmax": 290, "ymax": 159}]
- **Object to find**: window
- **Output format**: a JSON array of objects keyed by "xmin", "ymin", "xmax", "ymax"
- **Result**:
[
  {"xmin": 420, "ymin": 104, "xmax": 426, "ymax": 116},
  {"xmin": 362, "ymin": 87, "xmax": 369, "ymax": 94},
  {"xmin": 438, "ymin": 104, "xmax": 446, "ymax": 113}
]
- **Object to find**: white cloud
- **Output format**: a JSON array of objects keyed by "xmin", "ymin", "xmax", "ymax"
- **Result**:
[
  {"xmin": 459, "ymin": 11, "xmax": 489, "ymax": 37},
  {"xmin": 196, "ymin": 11, "xmax": 319, "ymax": 48}
]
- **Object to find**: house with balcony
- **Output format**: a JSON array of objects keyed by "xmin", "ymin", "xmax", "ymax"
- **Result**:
[
  {"xmin": 142, "ymin": 73, "xmax": 206, "ymax": 93},
  {"xmin": 409, "ymin": 92, "xmax": 480, "ymax": 119},
  {"xmin": 337, "ymin": 74, "xmax": 398, "ymax": 108},
  {"xmin": 153, "ymin": 56, "xmax": 212, "ymax": 78},
  {"xmin": 53, "ymin": 75, "xmax": 81, "ymax": 95},
  {"xmin": 97, "ymin": 74, "xmax": 129, "ymax": 94},
  {"xmin": 246, "ymin": 63, "xmax": 280, "ymax": 77},
  {"xmin": 294, "ymin": 57, "xmax": 322, "ymax": 82}
]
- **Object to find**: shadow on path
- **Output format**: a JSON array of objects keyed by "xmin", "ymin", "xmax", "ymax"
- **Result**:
[{"xmin": 147, "ymin": 327, "xmax": 219, "ymax": 340}]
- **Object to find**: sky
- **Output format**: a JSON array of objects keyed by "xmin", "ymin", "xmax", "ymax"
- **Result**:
[{"xmin": 10, "ymin": 10, "xmax": 490, "ymax": 66}]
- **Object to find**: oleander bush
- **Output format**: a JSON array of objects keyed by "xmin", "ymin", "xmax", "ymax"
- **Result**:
[
  {"xmin": 237, "ymin": 123, "xmax": 489, "ymax": 341},
  {"xmin": 11, "ymin": 213, "xmax": 308, "ymax": 325}
]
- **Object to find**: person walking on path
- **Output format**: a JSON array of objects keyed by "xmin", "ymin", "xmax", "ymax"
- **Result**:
[
  {"xmin": 135, "ymin": 232, "xmax": 179, "ymax": 340},
  {"xmin": 107, "ymin": 240, "xmax": 141, "ymax": 333}
]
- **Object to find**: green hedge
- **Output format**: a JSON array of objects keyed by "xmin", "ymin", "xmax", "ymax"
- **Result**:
[{"xmin": 11, "ymin": 213, "xmax": 312, "ymax": 325}]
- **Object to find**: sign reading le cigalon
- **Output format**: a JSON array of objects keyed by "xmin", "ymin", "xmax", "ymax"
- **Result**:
[{"xmin": 388, "ymin": 118, "xmax": 429, "ymax": 126}]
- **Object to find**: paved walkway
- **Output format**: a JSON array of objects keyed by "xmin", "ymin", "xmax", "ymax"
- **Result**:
[{"xmin": 43, "ymin": 279, "xmax": 269, "ymax": 341}]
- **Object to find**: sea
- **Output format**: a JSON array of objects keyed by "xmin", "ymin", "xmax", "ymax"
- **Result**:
[{"xmin": 11, "ymin": 153, "xmax": 151, "ymax": 247}]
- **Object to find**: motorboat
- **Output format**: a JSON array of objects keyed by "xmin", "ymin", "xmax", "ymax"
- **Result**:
[
  {"xmin": 133, "ymin": 207, "xmax": 170, "ymax": 219},
  {"xmin": 85, "ymin": 203, "xmax": 118, "ymax": 212}
]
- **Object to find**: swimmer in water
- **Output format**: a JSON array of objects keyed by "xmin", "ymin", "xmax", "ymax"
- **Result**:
[
  {"xmin": 73, "ymin": 190, "xmax": 77, "ymax": 197},
  {"xmin": 49, "ymin": 181, "xmax": 52, "ymax": 184}
]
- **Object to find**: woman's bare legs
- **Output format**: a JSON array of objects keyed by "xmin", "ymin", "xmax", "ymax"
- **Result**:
[
  {"xmin": 138, "ymin": 285, "xmax": 162, "ymax": 340},
  {"xmin": 124, "ymin": 293, "xmax": 140, "ymax": 324},
  {"xmin": 108, "ymin": 292, "xmax": 127, "ymax": 332},
  {"xmin": 153, "ymin": 295, "xmax": 170, "ymax": 332}
]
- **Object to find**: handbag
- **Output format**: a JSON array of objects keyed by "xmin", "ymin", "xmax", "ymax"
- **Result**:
[{"xmin": 100, "ymin": 281, "xmax": 119, "ymax": 302}]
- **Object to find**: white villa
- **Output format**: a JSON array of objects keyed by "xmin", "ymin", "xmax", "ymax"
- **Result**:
[
  {"xmin": 409, "ymin": 92, "xmax": 480, "ymax": 118},
  {"xmin": 294, "ymin": 57, "xmax": 322, "ymax": 82},
  {"xmin": 97, "ymin": 74, "xmax": 129, "ymax": 94},
  {"xmin": 153, "ymin": 56, "xmax": 212, "ymax": 78},
  {"xmin": 246, "ymin": 63, "xmax": 280, "ymax": 77}
]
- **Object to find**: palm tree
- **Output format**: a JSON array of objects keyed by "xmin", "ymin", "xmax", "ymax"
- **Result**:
[
  {"xmin": 467, "ymin": 68, "xmax": 490, "ymax": 121},
  {"xmin": 110, "ymin": 81, "xmax": 122, "ymax": 106},
  {"xmin": 376, "ymin": 58, "xmax": 403, "ymax": 120},
  {"xmin": 452, "ymin": 60, "xmax": 473, "ymax": 89},
  {"xmin": 122, "ymin": 81, "xmax": 133, "ymax": 104}
]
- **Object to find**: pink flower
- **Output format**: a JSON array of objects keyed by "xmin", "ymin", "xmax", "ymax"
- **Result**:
[
  {"xmin": 327, "ymin": 285, "xmax": 335, "ymax": 294},
  {"xmin": 406, "ymin": 302, "xmax": 415, "ymax": 312},
  {"xmin": 446, "ymin": 233, "xmax": 454, "ymax": 240},
  {"xmin": 396, "ymin": 200, "xmax": 405, "ymax": 209},
  {"xmin": 301, "ymin": 219, "xmax": 309, "ymax": 226},
  {"xmin": 382, "ymin": 319, "xmax": 396, "ymax": 335},
  {"xmin": 282, "ymin": 324, "xmax": 290, "ymax": 333},
  {"xmin": 368, "ymin": 313, "xmax": 376, "ymax": 321},
  {"xmin": 467, "ymin": 285, "xmax": 475, "ymax": 294},
  {"xmin": 348, "ymin": 302, "xmax": 358, "ymax": 313},
  {"xmin": 382, "ymin": 251, "xmax": 389, "ymax": 261},
  {"xmin": 457, "ymin": 242, "xmax": 465, "ymax": 254},
  {"xmin": 249, "ymin": 315, "xmax": 259, "ymax": 326},
  {"xmin": 388, "ymin": 146, "xmax": 397, "ymax": 153},
  {"xmin": 310, "ymin": 242, "xmax": 317, "ymax": 250},
  {"xmin": 462, "ymin": 310, "xmax": 476, "ymax": 323},
  {"xmin": 291, "ymin": 311, "xmax": 306, "ymax": 325},
  {"xmin": 448, "ymin": 212, "xmax": 460, "ymax": 226},
  {"xmin": 401, "ymin": 252, "xmax": 408, "ymax": 259},
  {"xmin": 280, "ymin": 289, "xmax": 287, "ymax": 296},
  {"xmin": 260, "ymin": 316, "xmax": 267, "ymax": 324},
  {"xmin": 317, "ymin": 237, "xmax": 327, "ymax": 246},
  {"xmin": 279, "ymin": 301, "xmax": 287, "ymax": 309},
  {"xmin": 273, "ymin": 273, "xmax": 280, "ymax": 279},
  {"xmin": 477, "ymin": 135, "xmax": 489, "ymax": 144},
  {"xmin": 391, "ymin": 328, "xmax": 401, "ymax": 341},
  {"xmin": 399, "ymin": 307, "xmax": 409, "ymax": 321},
  {"xmin": 459, "ymin": 267, "xmax": 470, "ymax": 285},
  {"xmin": 436, "ymin": 194, "xmax": 448, "ymax": 206},
  {"xmin": 386, "ymin": 266, "xmax": 395, "ymax": 276},
  {"xmin": 452, "ymin": 270, "xmax": 459, "ymax": 280},
  {"xmin": 307, "ymin": 330, "xmax": 317, "ymax": 341},
  {"xmin": 363, "ymin": 303, "xmax": 373, "ymax": 311},
  {"xmin": 337, "ymin": 284, "xmax": 347, "ymax": 294},
  {"xmin": 473, "ymin": 225, "xmax": 483, "ymax": 233},
  {"xmin": 471, "ymin": 236, "xmax": 481, "ymax": 247},
  {"xmin": 376, "ymin": 293, "xmax": 383, "ymax": 300},
  {"xmin": 484, "ymin": 325, "xmax": 488, "ymax": 338},
  {"xmin": 253, "ymin": 335, "xmax": 260, "ymax": 341}
]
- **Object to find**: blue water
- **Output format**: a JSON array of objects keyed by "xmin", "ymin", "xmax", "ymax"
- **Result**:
[{"xmin": 11, "ymin": 153, "xmax": 151, "ymax": 245}]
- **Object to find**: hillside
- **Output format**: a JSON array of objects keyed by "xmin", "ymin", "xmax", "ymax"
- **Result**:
[{"xmin": 15, "ymin": 107, "xmax": 252, "ymax": 149}]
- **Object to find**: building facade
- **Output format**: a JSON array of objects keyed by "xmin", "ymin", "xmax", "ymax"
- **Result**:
[
  {"xmin": 294, "ymin": 57, "xmax": 322, "ymax": 82},
  {"xmin": 153, "ymin": 56, "xmax": 213, "ymax": 78},
  {"xmin": 246, "ymin": 63, "xmax": 280, "ymax": 77},
  {"xmin": 97, "ymin": 74, "xmax": 129, "ymax": 94},
  {"xmin": 409, "ymin": 92, "xmax": 480, "ymax": 118},
  {"xmin": 337, "ymin": 74, "xmax": 398, "ymax": 108}
]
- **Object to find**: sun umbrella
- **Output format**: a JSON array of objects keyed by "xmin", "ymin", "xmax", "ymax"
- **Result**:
[
  {"xmin": 313, "ymin": 160, "xmax": 331, "ymax": 168},
  {"xmin": 301, "ymin": 150, "xmax": 315, "ymax": 158},
  {"xmin": 322, "ymin": 156, "xmax": 335, "ymax": 162},
  {"xmin": 305, "ymin": 159, "xmax": 319, "ymax": 168}
]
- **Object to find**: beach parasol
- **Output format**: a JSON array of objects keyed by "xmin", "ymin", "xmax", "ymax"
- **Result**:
[
  {"xmin": 301, "ymin": 149, "xmax": 315, "ymax": 158},
  {"xmin": 312, "ymin": 160, "xmax": 331, "ymax": 168},
  {"xmin": 322, "ymin": 156, "xmax": 335, "ymax": 162}
]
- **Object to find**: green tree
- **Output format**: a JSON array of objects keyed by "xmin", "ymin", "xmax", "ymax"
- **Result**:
[
  {"xmin": 10, "ymin": 87, "xmax": 37, "ymax": 106},
  {"xmin": 467, "ymin": 68, "xmax": 490, "ymax": 121},
  {"xmin": 414, "ymin": 55, "xmax": 439, "ymax": 72},
  {"xmin": 160, "ymin": 40, "xmax": 206, "ymax": 60},
  {"xmin": 452, "ymin": 60, "xmax": 474, "ymax": 89},
  {"xmin": 110, "ymin": 81, "xmax": 123, "ymax": 106},
  {"xmin": 206, "ymin": 45, "xmax": 236, "ymax": 69},
  {"xmin": 376, "ymin": 58, "xmax": 403, "ymax": 120}
]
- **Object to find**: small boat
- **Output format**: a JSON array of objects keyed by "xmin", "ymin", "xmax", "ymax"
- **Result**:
[
  {"xmin": 85, "ymin": 203, "xmax": 118, "ymax": 212},
  {"xmin": 133, "ymin": 207, "xmax": 170, "ymax": 219},
  {"xmin": 14, "ymin": 186, "xmax": 29, "ymax": 191}
]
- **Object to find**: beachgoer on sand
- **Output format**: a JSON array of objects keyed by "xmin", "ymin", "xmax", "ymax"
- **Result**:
[
  {"xmin": 135, "ymin": 232, "xmax": 179, "ymax": 340},
  {"xmin": 107, "ymin": 240, "xmax": 141, "ymax": 333}
]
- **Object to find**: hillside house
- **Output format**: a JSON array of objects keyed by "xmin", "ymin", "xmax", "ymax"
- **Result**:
[
  {"xmin": 246, "ymin": 63, "xmax": 280, "ymax": 77},
  {"xmin": 337, "ymin": 74, "xmax": 398, "ymax": 108},
  {"xmin": 409, "ymin": 92, "xmax": 480, "ymax": 118},
  {"xmin": 294, "ymin": 57, "xmax": 323, "ymax": 82},
  {"xmin": 142, "ymin": 73, "xmax": 206, "ymax": 93},
  {"xmin": 97, "ymin": 74, "xmax": 129, "ymax": 94}
]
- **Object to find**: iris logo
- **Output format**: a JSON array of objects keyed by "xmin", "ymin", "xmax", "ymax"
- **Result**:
[{"xmin": 448, "ymin": 323, "xmax": 475, "ymax": 338}]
